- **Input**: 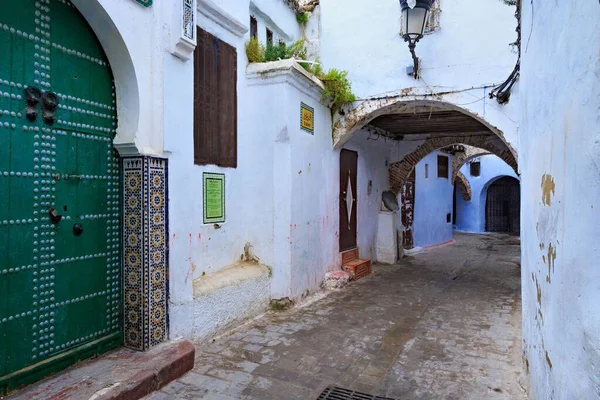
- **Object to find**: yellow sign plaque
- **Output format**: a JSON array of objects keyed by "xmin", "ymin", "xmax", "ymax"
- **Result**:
[{"xmin": 301, "ymin": 103, "xmax": 314, "ymax": 134}]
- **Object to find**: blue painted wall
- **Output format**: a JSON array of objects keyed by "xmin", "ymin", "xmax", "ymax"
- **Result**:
[
  {"xmin": 454, "ymin": 154, "xmax": 519, "ymax": 233},
  {"xmin": 413, "ymin": 151, "xmax": 454, "ymax": 248}
]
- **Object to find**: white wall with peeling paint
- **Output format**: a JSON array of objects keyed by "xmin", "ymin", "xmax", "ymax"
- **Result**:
[{"xmin": 520, "ymin": 1, "xmax": 600, "ymax": 398}]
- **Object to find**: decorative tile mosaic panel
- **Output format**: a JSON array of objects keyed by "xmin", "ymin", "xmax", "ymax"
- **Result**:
[{"xmin": 123, "ymin": 157, "xmax": 168, "ymax": 351}]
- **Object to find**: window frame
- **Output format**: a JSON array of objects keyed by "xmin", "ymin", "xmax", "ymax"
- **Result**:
[
  {"xmin": 470, "ymin": 161, "xmax": 481, "ymax": 177},
  {"xmin": 437, "ymin": 155, "xmax": 449, "ymax": 179},
  {"xmin": 250, "ymin": 16, "xmax": 258, "ymax": 38},
  {"xmin": 266, "ymin": 27, "xmax": 273, "ymax": 46}
]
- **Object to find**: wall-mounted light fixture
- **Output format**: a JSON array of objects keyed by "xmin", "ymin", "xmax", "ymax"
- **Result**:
[{"xmin": 399, "ymin": 0, "xmax": 435, "ymax": 79}]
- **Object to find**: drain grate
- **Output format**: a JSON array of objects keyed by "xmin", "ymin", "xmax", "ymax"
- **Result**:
[{"xmin": 317, "ymin": 386, "xmax": 397, "ymax": 400}]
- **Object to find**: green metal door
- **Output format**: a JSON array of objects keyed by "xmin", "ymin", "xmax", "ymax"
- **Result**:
[{"xmin": 0, "ymin": 0, "xmax": 121, "ymax": 392}]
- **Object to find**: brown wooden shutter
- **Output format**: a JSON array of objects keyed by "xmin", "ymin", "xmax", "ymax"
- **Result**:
[
  {"xmin": 218, "ymin": 38, "xmax": 237, "ymax": 168},
  {"xmin": 193, "ymin": 28, "xmax": 237, "ymax": 168}
]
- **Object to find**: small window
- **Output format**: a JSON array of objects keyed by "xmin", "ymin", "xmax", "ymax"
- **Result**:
[
  {"xmin": 425, "ymin": 164, "xmax": 429, "ymax": 179},
  {"xmin": 446, "ymin": 213, "xmax": 452, "ymax": 223},
  {"xmin": 194, "ymin": 28, "xmax": 238, "ymax": 168},
  {"xmin": 266, "ymin": 28, "xmax": 273, "ymax": 46},
  {"xmin": 250, "ymin": 16, "xmax": 258, "ymax": 38},
  {"xmin": 437, "ymin": 155, "xmax": 449, "ymax": 178},
  {"xmin": 470, "ymin": 161, "xmax": 481, "ymax": 177}
]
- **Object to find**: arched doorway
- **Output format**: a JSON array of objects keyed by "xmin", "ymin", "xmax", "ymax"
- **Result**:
[
  {"xmin": 1, "ymin": 0, "xmax": 121, "ymax": 391},
  {"xmin": 485, "ymin": 177, "xmax": 520, "ymax": 235}
]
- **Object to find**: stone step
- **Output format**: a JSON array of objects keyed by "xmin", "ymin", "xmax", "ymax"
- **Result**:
[
  {"xmin": 342, "ymin": 258, "xmax": 372, "ymax": 281},
  {"xmin": 6, "ymin": 340, "xmax": 195, "ymax": 400}
]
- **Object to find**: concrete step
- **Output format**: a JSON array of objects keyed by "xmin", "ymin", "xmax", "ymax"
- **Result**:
[
  {"xmin": 6, "ymin": 340, "xmax": 195, "ymax": 400},
  {"xmin": 343, "ymin": 258, "xmax": 372, "ymax": 281}
]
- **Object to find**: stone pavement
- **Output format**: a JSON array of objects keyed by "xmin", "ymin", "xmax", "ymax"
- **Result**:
[{"xmin": 147, "ymin": 233, "xmax": 526, "ymax": 400}]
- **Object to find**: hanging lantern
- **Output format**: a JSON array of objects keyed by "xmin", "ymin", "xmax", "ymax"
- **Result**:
[{"xmin": 399, "ymin": 0, "xmax": 435, "ymax": 78}]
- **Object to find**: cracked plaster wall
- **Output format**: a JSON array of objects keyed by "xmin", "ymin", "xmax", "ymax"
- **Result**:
[{"xmin": 520, "ymin": 1, "xmax": 600, "ymax": 398}]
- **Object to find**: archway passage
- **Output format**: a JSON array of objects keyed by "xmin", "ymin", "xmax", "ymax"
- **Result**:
[
  {"xmin": 0, "ymin": 0, "xmax": 121, "ymax": 392},
  {"xmin": 485, "ymin": 177, "xmax": 520, "ymax": 235},
  {"xmin": 388, "ymin": 132, "xmax": 517, "ymax": 194}
]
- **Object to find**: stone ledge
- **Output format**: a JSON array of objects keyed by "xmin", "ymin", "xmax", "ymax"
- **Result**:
[
  {"xmin": 191, "ymin": 262, "xmax": 271, "ymax": 341},
  {"xmin": 7, "ymin": 340, "xmax": 195, "ymax": 400},
  {"xmin": 193, "ymin": 262, "xmax": 270, "ymax": 297},
  {"xmin": 246, "ymin": 59, "xmax": 326, "ymax": 103}
]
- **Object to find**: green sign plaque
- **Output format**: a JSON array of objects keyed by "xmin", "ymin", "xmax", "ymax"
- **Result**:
[{"xmin": 203, "ymin": 172, "xmax": 226, "ymax": 224}]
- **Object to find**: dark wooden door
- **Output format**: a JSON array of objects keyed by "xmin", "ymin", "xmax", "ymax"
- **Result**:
[
  {"xmin": 485, "ymin": 177, "xmax": 520, "ymax": 235},
  {"xmin": 339, "ymin": 149, "xmax": 358, "ymax": 251}
]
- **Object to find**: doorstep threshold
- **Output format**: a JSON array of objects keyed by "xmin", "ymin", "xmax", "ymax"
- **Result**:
[{"xmin": 5, "ymin": 340, "xmax": 195, "ymax": 400}]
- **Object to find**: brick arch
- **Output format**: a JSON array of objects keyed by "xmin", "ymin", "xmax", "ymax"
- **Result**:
[
  {"xmin": 451, "ymin": 148, "xmax": 491, "ymax": 184},
  {"xmin": 333, "ymin": 97, "xmax": 518, "ymax": 161},
  {"xmin": 389, "ymin": 135, "xmax": 518, "ymax": 194},
  {"xmin": 455, "ymin": 171, "xmax": 472, "ymax": 201}
]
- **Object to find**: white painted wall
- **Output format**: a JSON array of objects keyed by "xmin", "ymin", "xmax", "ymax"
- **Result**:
[
  {"xmin": 320, "ymin": 0, "xmax": 521, "ymax": 155},
  {"xmin": 413, "ymin": 151, "xmax": 453, "ymax": 248},
  {"xmin": 520, "ymin": 2, "xmax": 600, "ymax": 399},
  {"xmin": 455, "ymin": 154, "xmax": 518, "ymax": 233},
  {"xmin": 162, "ymin": 2, "xmax": 303, "ymax": 338}
]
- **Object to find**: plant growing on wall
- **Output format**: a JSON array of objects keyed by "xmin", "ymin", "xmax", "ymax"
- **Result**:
[
  {"xmin": 318, "ymin": 69, "xmax": 356, "ymax": 113},
  {"xmin": 296, "ymin": 11, "xmax": 309, "ymax": 26},
  {"xmin": 245, "ymin": 37, "xmax": 265, "ymax": 62},
  {"xmin": 245, "ymin": 38, "xmax": 356, "ymax": 111}
]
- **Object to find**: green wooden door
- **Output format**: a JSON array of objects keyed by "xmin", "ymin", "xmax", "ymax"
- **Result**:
[{"xmin": 0, "ymin": 0, "xmax": 122, "ymax": 392}]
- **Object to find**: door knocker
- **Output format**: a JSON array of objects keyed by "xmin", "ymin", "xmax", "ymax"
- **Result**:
[
  {"xmin": 24, "ymin": 87, "xmax": 42, "ymax": 122},
  {"xmin": 23, "ymin": 87, "xmax": 59, "ymax": 125},
  {"xmin": 42, "ymin": 91, "xmax": 59, "ymax": 125}
]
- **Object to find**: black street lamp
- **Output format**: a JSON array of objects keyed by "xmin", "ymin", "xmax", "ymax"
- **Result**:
[{"xmin": 399, "ymin": 0, "xmax": 435, "ymax": 79}]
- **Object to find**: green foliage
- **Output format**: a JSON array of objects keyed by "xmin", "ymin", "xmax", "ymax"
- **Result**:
[
  {"xmin": 265, "ymin": 42, "xmax": 287, "ymax": 61},
  {"xmin": 499, "ymin": 0, "xmax": 517, "ymax": 5},
  {"xmin": 299, "ymin": 58, "xmax": 323, "ymax": 76},
  {"xmin": 245, "ymin": 38, "xmax": 355, "ymax": 111},
  {"xmin": 245, "ymin": 37, "xmax": 265, "ymax": 62},
  {"xmin": 296, "ymin": 11, "xmax": 309, "ymax": 25},
  {"xmin": 318, "ymin": 68, "xmax": 356, "ymax": 112},
  {"xmin": 264, "ymin": 39, "xmax": 307, "ymax": 62},
  {"xmin": 284, "ymin": 39, "xmax": 308, "ymax": 60}
]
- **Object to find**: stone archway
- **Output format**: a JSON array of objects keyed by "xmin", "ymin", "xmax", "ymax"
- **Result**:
[
  {"xmin": 455, "ymin": 172, "xmax": 472, "ymax": 201},
  {"xmin": 389, "ymin": 136, "xmax": 517, "ymax": 193},
  {"xmin": 70, "ymin": 0, "xmax": 140, "ymax": 154},
  {"xmin": 333, "ymin": 96, "xmax": 518, "ymax": 159}
]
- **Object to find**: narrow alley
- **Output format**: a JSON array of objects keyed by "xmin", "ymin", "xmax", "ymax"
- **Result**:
[{"xmin": 148, "ymin": 233, "xmax": 524, "ymax": 400}]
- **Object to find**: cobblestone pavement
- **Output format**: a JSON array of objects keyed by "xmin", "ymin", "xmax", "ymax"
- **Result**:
[{"xmin": 147, "ymin": 233, "xmax": 525, "ymax": 400}]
